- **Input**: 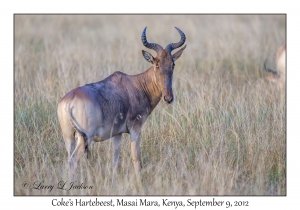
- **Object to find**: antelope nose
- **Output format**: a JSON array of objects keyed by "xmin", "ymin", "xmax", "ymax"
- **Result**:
[{"xmin": 164, "ymin": 96, "xmax": 173, "ymax": 104}]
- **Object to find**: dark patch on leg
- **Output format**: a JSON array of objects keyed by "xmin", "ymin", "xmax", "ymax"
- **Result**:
[{"xmin": 85, "ymin": 147, "xmax": 91, "ymax": 159}]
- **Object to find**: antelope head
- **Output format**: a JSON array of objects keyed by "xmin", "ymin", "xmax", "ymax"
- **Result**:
[{"xmin": 141, "ymin": 27, "xmax": 186, "ymax": 104}]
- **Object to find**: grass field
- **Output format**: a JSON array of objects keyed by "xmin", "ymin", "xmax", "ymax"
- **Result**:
[{"xmin": 14, "ymin": 15, "xmax": 286, "ymax": 195}]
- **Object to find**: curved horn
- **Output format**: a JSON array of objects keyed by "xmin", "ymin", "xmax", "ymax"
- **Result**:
[
  {"xmin": 165, "ymin": 27, "xmax": 186, "ymax": 52},
  {"xmin": 141, "ymin": 27, "xmax": 163, "ymax": 54}
]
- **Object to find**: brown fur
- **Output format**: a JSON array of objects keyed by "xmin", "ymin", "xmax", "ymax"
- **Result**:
[{"xmin": 264, "ymin": 44, "xmax": 286, "ymax": 88}]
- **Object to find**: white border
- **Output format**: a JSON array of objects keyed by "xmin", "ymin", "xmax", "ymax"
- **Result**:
[{"xmin": 4, "ymin": 1, "xmax": 299, "ymax": 209}]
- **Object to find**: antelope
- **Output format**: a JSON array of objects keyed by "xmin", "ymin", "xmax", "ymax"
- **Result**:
[
  {"xmin": 264, "ymin": 44, "xmax": 286, "ymax": 88},
  {"xmin": 57, "ymin": 27, "xmax": 186, "ymax": 177}
]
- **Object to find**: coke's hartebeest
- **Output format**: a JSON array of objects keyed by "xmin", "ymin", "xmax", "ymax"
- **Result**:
[{"xmin": 57, "ymin": 27, "xmax": 187, "ymax": 177}]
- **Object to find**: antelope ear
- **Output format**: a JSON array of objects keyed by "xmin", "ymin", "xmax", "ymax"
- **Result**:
[
  {"xmin": 172, "ymin": 45, "xmax": 187, "ymax": 62},
  {"xmin": 142, "ymin": 50, "xmax": 155, "ymax": 64}
]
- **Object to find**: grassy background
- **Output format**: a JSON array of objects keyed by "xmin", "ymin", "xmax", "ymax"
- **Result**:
[{"xmin": 14, "ymin": 15, "xmax": 286, "ymax": 195}]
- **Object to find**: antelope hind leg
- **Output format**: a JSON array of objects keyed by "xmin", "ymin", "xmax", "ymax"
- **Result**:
[{"xmin": 68, "ymin": 133, "xmax": 85, "ymax": 178}]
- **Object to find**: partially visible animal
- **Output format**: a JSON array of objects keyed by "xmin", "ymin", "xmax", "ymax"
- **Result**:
[
  {"xmin": 57, "ymin": 27, "xmax": 186, "ymax": 178},
  {"xmin": 264, "ymin": 44, "xmax": 286, "ymax": 88}
]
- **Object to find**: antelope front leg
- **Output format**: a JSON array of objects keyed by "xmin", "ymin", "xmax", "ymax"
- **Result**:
[
  {"xmin": 130, "ymin": 131, "xmax": 142, "ymax": 177},
  {"xmin": 112, "ymin": 134, "xmax": 122, "ymax": 170},
  {"xmin": 112, "ymin": 134, "xmax": 122, "ymax": 184}
]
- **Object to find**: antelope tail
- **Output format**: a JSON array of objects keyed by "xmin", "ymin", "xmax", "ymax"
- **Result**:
[{"xmin": 68, "ymin": 106, "xmax": 89, "ymax": 160}]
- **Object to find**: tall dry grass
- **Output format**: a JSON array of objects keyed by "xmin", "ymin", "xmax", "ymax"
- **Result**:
[{"xmin": 14, "ymin": 15, "xmax": 285, "ymax": 195}]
